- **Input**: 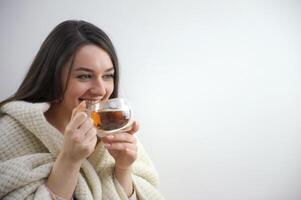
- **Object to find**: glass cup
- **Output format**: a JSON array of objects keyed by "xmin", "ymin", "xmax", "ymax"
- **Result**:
[{"xmin": 85, "ymin": 98, "xmax": 133, "ymax": 137}]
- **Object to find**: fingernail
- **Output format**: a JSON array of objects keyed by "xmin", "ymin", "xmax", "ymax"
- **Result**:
[
  {"xmin": 107, "ymin": 135, "xmax": 114, "ymax": 140},
  {"xmin": 80, "ymin": 101, "xmax": 86, "ymax": 108}
]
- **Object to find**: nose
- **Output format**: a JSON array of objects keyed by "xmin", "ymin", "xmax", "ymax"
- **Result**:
[{"xmin": 90, "ymin": 78, "xmax": 106, "ymax": 97}]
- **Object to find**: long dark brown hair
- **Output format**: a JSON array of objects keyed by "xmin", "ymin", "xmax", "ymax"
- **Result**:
[{"xmin": 0, "ymin": 20, "xmax": 119, "ymax": 109}]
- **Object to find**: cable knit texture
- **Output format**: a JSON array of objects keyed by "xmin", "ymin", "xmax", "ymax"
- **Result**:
[{"xmin": 0, "ymin": 101, "xmax": 164, "ymax": 200}]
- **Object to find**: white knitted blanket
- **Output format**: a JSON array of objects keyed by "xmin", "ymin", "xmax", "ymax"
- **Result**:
[{"xmin": 0, "ymin": 101, "xmax": 164, "ymax": 200}]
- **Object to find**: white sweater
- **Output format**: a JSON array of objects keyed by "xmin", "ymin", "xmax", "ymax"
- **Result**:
[{"xmin": 0, "ymin": 101, "xmax": 164, "ymax": 200}]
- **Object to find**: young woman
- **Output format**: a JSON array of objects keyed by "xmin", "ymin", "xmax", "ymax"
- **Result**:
[{"xmin": 0, "ymin": 20, "xmax": 164, "ymax": 200}]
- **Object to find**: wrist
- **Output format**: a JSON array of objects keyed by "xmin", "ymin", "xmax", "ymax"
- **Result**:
[
  {"xmin": 46, "ymin": 152, "xmax": 82, "ymax": 199},
  {"xmin": 114, "ymin": 166, "xmax": 132, "ymax": 177},
  {"xmin": 114, "ymin": 166, "xmax": 134, "ymax": 197},
  {"xmin": 115, "ymin": 162, "xmax": 133, "ymax": 171},
  {"xmin": 58, "ymin": 152, "xmax": 83, "ymax": 169}
]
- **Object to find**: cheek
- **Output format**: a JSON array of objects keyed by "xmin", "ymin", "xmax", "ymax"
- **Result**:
[
  {"xmin": 69, "ymin": 88, "xmax": 82, "ymax": 98},
  {"xmin": 62, "ymin": 90, "xmax": 78, "ymax": 110},
  {"xmin": 64, "ymin": 82, "xmax": 87, "ymax": 101},
  {"xmin": 107, "ymin": 82, "xmax": 115, "ymax": 95}
]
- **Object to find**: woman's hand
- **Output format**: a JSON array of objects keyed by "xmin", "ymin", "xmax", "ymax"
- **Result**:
[
  {"xmin": 102, "ymin": 121, "xmax": 139, "ymax": 170},
  {"xmin": 46, "ymin": 101, "xmax": 98, "ymax": 199},
  {"xmin": 60, "ymin": 101, "xmax": 98, "ymax": 163}
]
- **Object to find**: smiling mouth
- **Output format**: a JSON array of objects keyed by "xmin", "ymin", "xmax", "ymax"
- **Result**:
[{"xmin": 79, "ymin": 98, "xmax": 102, "ymax": 105}]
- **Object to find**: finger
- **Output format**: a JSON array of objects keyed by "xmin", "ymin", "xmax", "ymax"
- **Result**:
[
  {"xmin": 90, "ymin": 135, "xmax": 98, "ymax": 146},
  {"xmin": 125, "ymin": 147, "xmax": 137, "ymax": 158},
  {"xmin": 83, "ymin": 127, "xmax": 97, "ymax": 142},
  {"xmin": 104, "ymin": 142, "xmax": 137, "ymax": 152},
  {"xmin": 78, "ymin": 118, "xmax": 94, "ymax": 134},
  {"xmin": 127, "ymin": 121, "xmax": 139, "ymax": 135},
  {"xmin": 102, "ymin": 133, "xmax": 136, "ymax": 144},
  {"xmin": 83, "ymin": 134, "xmax": 98, "ymax": 149},
  {"xmin": 71, "ymin": 101, "xmax": 86, "ymax": 119},
  {"xmin": 69, "ymin": 112, "xmax": 88, "ymax": 130}
]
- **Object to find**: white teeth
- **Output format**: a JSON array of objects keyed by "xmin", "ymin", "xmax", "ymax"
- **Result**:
[{"xmin": 80, "ymin": 99, "xmax": 101, "ymax": 105}]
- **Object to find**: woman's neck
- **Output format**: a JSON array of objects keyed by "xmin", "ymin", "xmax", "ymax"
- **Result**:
[{"xmin": 44, "ymin": 104, "xmax": 71, "ymax": 134}]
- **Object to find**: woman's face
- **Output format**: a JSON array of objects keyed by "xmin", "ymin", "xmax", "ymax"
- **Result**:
[{"xmin": 59, "ymin": 44, "xmax": 115, "ymax": 116}]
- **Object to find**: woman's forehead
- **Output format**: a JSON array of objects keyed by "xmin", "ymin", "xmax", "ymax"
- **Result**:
[{"xmin": 72, "ymin": 44, "xmax": 113, "ymax": 72}]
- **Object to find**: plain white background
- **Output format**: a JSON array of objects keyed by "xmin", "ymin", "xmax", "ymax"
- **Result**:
[{"xmin": 0, "ymin": 1, "xmax": 300, "ymax": 199}]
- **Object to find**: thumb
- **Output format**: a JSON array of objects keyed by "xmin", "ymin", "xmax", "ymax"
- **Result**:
[
  {"xmin": 71, "ymin": 101, "xmax": 86, "ymax": 119},
  {"xmin": 128, "ymin": 121, "xmax": 139, "ymax": 135}
]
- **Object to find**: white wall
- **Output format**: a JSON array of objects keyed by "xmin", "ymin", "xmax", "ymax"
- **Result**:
[{"xmin": 1, "ymin": 0, "xmax": 301, "ymax": 199}]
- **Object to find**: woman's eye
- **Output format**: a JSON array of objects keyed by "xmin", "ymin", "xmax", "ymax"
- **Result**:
[
  {"xmin": 77, "ymin": 74, "xmax": 92, "ymax": 80},
  {"xmin": 103, "ymin": 74, "xmax": 114, "ymax": 80}
]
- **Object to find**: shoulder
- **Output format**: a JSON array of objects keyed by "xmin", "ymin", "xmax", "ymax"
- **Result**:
[
  {"xmin": 0, "ymin": 113, "xmax": 24, "ymax": 137},
  {"xmin": 1, "ymin": 101, "xmax": 50, "ymax": 115},
  {"xmin": 0, "ymin": 105, "xmax": 48, "ymax": 161},
  {"xmin": 0, "ymin": 101, "xmax": 51, "ymax": 134}
]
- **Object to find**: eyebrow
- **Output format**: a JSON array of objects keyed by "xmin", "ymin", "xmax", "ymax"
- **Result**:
[{"xmin": 74, "ymin": 67, "xmax": 114, "ymax": 73}]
